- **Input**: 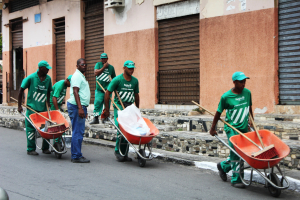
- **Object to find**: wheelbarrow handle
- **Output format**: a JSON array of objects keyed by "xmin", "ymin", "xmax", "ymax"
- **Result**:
[
  {"xmin": 21, "ymin": 112, "xmax": 36, "ymax": 128},
  {"xmin": 192, "ymin": 101, "xmax": 262, "ymax": 150},
  {"xmin": 11, "ymin": 97, "xmax": 55, "ymax": 124}
]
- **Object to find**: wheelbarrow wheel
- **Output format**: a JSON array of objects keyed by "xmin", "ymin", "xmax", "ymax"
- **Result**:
[
  {"xmin": 53, "ymin": 142, "xmax": 62, "ymax": 159},
  {"xmin": 267, "ymin": 173, "xmax": 281, "ymax": 197},
  {"xmin": 137, "ymin": 149, "xmax": 146, "ymax": 167}
]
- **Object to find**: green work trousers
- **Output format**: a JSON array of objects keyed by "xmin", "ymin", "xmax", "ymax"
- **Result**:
[
  {"xmin": 25, "ymin": 109, "xmax": 49, "ymax": 152},
  {"xmin": 114, "ymin": 103, "xmax": 129, "ymax": 156},
  {"xmin": 93, "ymin": 90, "xmax": 111, "ymax": 117},
  {"xmin": 220, "ymin": 128, "xmax": 245, "ymax": 184}
]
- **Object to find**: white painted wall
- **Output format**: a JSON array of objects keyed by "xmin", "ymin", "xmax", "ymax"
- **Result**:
[
  {"xmin": 104, "ymin": 0, "xmax": 155, "ymax": 36},
  {"xmin": 2, "ymin": 0, "xmax": 83, "ymax": 51},
  {"xmin": 200, "ymin": 0, "xmax": 274, "ymax": 19}
]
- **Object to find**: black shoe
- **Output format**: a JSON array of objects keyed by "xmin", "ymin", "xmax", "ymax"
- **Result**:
[
  {"xmin": 27, "ymin": 151, "xmax": 39, "ymax": 155},
  {"xmin": 71, "ymin": 157, "xmax": 90, "ymax": 163},
  {"xmin": 124, "ymin": 156, "xmax": 132, "ymax": 162},
  {"xmin": 217, "ymin": 162, "xmax": 227, "ymax": 181},
  {"xmin": 42, "ymin": 149, "xmax": 51, "ymax": 154},
  {"xmin": 114, "ymin": 152, "xmax": 125, "ymax": 162},
  {"xmin": 89, "ymin": 117, "xmax": 99, "ymax": 125},
  {"xmin": 231, "ymin": 183, "xmax": 246, "ymax": 188}
]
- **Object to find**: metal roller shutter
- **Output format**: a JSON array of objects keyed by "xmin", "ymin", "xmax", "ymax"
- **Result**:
[
  {"xmin": 54, "ymin": 17, "xmax": 65, "ymax": 82},
  {"xmin": 12, "ymin": 21, "xmax": 23, "ymax": 48},
  {"xmin": 85, "ymin": 0, "xmax": 104, "ymax": 103},
  {"xmin": 158, "ymin": 14, "xmax": 200, "ymax": 105},
  {"xmin": 10, "ymin": 0, "xmax": 40, "ymax": 13},
  {"xmin": 278, "ymin": 0, "xmax": 300, "ymax": 105}
]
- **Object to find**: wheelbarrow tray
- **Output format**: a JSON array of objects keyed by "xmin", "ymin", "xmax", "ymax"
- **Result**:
[
  {"xmin": 230, "ymin": 130, "xmax": 290, "ymax": 169},
  {"xmin": 29, "ymin": 110, "xmax": 69, "ymax": 140},
  {"xmin": 117, "ymin": 118, "xmax": 159, "ymax": 145}
]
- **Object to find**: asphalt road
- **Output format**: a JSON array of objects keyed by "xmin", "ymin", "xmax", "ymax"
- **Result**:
[{"xmin": 1, "ymin": 127, "xmax": 299, "ymax": 200}]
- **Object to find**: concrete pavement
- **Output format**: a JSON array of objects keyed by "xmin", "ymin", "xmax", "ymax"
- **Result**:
[{"xmin": 1, "ymin": 127, "xmax": 300, "ymax": 199}]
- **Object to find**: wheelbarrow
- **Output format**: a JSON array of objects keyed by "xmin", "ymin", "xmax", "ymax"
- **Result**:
[
  {"xmin": 22, "ymin": 110, "xmax": 70, "ymax": 159},
  {"xmin": 216, "ymin": 129, "xmax": 290, "ymax": 197},
  {"xmin": 108, "ymin": 117, "xmax": 159, "ymax": 167}
]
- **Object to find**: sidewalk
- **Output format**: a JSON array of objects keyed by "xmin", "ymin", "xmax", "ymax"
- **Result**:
[{"xmin": 83, "ymin": 137, "xmax": 300, "ymax": 193}]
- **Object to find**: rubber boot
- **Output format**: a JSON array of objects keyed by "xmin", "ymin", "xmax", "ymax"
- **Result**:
[{"xmin": 89, "ymin": 116, "xmax": 99, "ymax": 125}]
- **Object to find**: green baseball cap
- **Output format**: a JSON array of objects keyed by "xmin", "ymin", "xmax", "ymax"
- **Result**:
[
  {"xmin": 38, "ymin": 60, "xmax": 52, "ymax": 69},
  {"xmin": 232, "ymin": 71, "xmax": 250, "ymax": 81},
  {"xmin": 67, "ymin": 75, "xmax": 73, "ymax": 81},
  {"xmin": 124, "ymin": 60, "xmax": 135, "ymax": 68},
  {"xmin": 100, "ymin": 53, "xmax": 108, "ymax": 59}
]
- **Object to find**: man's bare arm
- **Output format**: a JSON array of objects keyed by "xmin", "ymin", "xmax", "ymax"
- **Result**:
[
  {"xmin": 52, "ymin": 97, "xmax": 59, "ymax": 110},
  {"xmin": 134, "ymin": 93, "xmax": 139, "ymax": 108},
  {"xmin": 17, "ymin": 88, "xmax": 25, "ymax": 113},
  {"xmin": 94, "ymin": 62, "xmax": 109, "ymax": 76},
  {"xmin": 73, "ymin": 87, "xmax": 85, "ymax": 118},
  {"xmin": 209, "ymin": 111, "xmax": 221, "ymax": 136}
]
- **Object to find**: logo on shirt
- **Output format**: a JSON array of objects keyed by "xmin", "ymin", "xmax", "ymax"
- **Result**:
[
  {"xmin": 124, "ymin": 84, "xmax": 132, "ymax": 88},
  {"xmin": 235, "ymin": 96, "xmax": 245, "ymax": 101}
]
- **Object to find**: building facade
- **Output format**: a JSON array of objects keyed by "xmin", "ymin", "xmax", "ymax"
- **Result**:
[{"xmin": 1, "ymin": 0, "xmax": 300, "ymax": 114}]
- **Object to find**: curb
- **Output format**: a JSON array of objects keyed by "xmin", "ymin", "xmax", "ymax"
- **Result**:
[{"xmin": 83, "ymin": 138, "xmax": 195, "ymax": 166}]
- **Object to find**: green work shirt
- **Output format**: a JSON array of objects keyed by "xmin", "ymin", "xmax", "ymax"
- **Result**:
[
  {"xmin": 107, "ymin": 73, "xmax": 139, "ymax": 105},
  {"xmin": 50, "ymin": 80, "xmax": 67, "ymax": 109},
  {"xmin": 95, "ymin": 62, "xmax": 116, "ymax": 90},
  {"xmin": 21, "ymin": 72, "xmax": 52, "ymax": 112},
  {"xmin": 67, "ymin": 69, "xmax": 91, "ymax": 107},
  {"xmin": 217, "ymin": 88, "xmax": 252, "ymax": 133}
]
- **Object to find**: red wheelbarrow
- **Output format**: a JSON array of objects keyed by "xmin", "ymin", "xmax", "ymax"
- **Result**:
[
  {"xmin": 22, "ymin": 110, "xmax": 70, "ymax": 159},
  {"xmin": 215, "ymin": 129, "xmax": 290, "ymax": 197},
  {"xmin": 107, "ymin": 117, "xmax": 159, "ymax": 167}
]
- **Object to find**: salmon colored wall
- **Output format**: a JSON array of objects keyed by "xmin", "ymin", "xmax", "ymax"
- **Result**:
[
  {"xmin": 104, "ymin": 28, "xmax": 157, "ymax": 109},
  {"xmin": 65, "ymin": 39, "xmax": 85, "ymax": 101},
  {"xmin": 2, "ymin": 40, "xmax": 84, "ymax": 104},
  {"xmin": 200, "ymin": 8, "xmax": 276, "ymax": 114},
  {"xmin": 2, "ymin": 51, "xmax": 11, "ymax": 104}
]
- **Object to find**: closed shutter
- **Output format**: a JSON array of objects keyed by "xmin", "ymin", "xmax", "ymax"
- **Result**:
[
  {"xmin": 10, "ymin": 0, "xmax": 40, "ymax": 13},
  {"xmin": 278, "ymin": 0, "xmax": 300, "ymax": 105},
  {"xmin": 84, "ymin": 0, "xmax": 104, "ymax": 103},
  {"xmin": 54, "ymin": 17, "xmax": 65, "ymax": 82},
  {"xmin": 158, "ymin": 14, "xmax": 200, "ymax": 104},
  {"xmin": 12, "ymin": 20, "xmax": 23, "ymax": 48}
]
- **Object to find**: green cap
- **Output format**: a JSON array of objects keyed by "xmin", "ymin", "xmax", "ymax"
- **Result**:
[
  {"xmin": 67, "ymin": 75, "xmax": 73, "ymax": 81},
  {"xmin": 232, "ymin": 71, "xmax": 250, "ymax": 81},
  {"xmin": 100, "ymin": 53, "xmax": 108, "ymax": 59},
  {"xmin": 124, "ymin": 60, "xmax": 135, "ymax": 68},
  {"xmin": 38, "ymin": 60, "xmax": 52, "ymax": 69}
]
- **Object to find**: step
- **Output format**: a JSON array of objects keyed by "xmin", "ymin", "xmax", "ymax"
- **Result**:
[
  {"xmin": 1, "ymin": 105, "xmax": 299, "ymax": 141},
  {"xmin": 256, "ymin": 113, "xmax": 300, "ymax": 122}
]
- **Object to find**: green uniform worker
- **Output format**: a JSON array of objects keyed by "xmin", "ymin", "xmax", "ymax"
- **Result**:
[
  {"xmin": 18, "ymin": 60, "xmax": 53, "ymax": 156},
  {"xmin": 50, "ymin": 75, "xmax": 72, "ymax": 111},
  {"xmin": 90, "ymin": 53, "xmax": 116, "ymax": 124},
  {"xmin": 103, "ymin": 60, "xmax": 139, "ymax": 162},
  {"xmin": 50, "ymin": 75, "xmax": 72, "ymax": 144},
  {"xmin": 210, "ymin": 71, "xmax": 253, "ymax": 189}
]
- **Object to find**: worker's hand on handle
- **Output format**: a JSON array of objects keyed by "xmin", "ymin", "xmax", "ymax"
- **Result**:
[
  {"xmin": 18, "ymin": 106, "xmax": 23, "ymax": 113},
  {"xmin": 209, "ymin": 128, "xmax": 218, "ymax": 136},
  {"xmin": 78, "ymin": 107, "xmax": 85, "ymax": 118},
  {"xmin": 102, "ymin": 108, "xmax": 110, "ymax": 119}
]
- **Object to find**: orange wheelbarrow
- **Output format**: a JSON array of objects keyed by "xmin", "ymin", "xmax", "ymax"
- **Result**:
[
  {"xmin": 22, "ymin": 110, "xmax": 70, "ymax": 159},
  {"xmin": 215, "ymin": 129, "xmax": 290, "ymax": 197},
  {"xmin": 107, "ymin": 117, "xmax": 159, "ymax": 167}
]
